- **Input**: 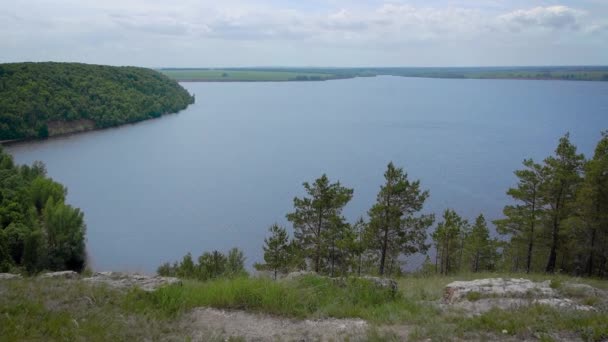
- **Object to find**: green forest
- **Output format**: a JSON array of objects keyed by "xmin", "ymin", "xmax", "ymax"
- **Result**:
[
  {"xmin": 0, "ymin": 148, "xmax": 86, "ymax": 273},
  {"xmin": 163, "ymin": 132, "xmax": 608, "ymax": 280},
  {"xmin": 0, "ymin": 62, "xmax": 194, "ymax": 141}
]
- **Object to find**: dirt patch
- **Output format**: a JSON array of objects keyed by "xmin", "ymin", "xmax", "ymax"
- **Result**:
[{"xmin": 182, "ymin": 308, "xmax": 370, "ymax": 341}]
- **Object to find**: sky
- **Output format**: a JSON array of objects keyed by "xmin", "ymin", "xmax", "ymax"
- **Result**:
[{"xmin": 1, "ymin": 0, "xmax": 607, "ymax": 67}]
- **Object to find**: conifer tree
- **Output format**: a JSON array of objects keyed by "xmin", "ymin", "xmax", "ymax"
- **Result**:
[{"xmin": 365, "ymin": 162, "xmax": 434, "ymax": 275}]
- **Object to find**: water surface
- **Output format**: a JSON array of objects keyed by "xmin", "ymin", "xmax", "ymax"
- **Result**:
[{"xmin": 7, "ymin": 77, "xmax": 608, "ymax": 272}]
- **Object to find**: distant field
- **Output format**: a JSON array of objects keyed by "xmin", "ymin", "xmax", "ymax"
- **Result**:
[
  {"xmin": 161, "ymin": 66, "xmax": 608, "ymax": 82},
  {"xmin": 160, "ymin": 69, "xmax": 345, "ymax": 82}
]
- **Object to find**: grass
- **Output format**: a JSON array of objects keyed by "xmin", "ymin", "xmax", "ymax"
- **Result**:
[{"xmin": 1, "ymin": 272, "xmax": 607, "ymax": 341}]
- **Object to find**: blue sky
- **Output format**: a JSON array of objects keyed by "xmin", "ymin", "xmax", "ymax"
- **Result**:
[{"xmin": 1, "ymin": 0, "xmax": 607, "ymax": 67}]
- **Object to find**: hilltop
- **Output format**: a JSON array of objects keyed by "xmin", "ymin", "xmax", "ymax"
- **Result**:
[{"xmin": 0, "ymin": 62, "xmax": 194, "ymax": 141}]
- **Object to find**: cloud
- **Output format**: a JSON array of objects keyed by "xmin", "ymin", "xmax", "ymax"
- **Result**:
[
  {"xmin": 0, "ymin": 1, "xmax": 606, "ymax": 66},
  {"xmin": 498, "ymin": 6, "xmax": 584, "ymax": 31}
]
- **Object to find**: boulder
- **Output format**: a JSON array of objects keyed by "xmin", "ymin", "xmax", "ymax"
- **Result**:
[
  {"xmin": 40, "ymin": 271, "xmax": 79, "ymax": 279},
  {"xmin": 442, "ymin": 278, "xmax": 596, "ymax": 315},
  {"xmin": 83, "ymin": 272, "xmax": 181, "ymax": 292},
  {"xmin": 443, "ymin": 278, "xmax": 554, "ymax": 303},
  {"xmin": 0, "ymin": 273, "xmax": 22, "ymax": 280}
]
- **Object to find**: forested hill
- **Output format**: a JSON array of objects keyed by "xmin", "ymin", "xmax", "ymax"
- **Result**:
[{"xmin": 0, "ymin": 62, "xmax": 195, "ymax": 141}]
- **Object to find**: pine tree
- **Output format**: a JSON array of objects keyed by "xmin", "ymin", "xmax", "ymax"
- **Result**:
[
  {"xmin": 432, "ymin": 209, "xmax": 468, "ymax": 275},
  {"xmin": 541, "ymin": 133, "xmax": 584, "ymax": 273},
  {"xmin": 366, "ymin": 162, "xmax": 434, "ymax": 275},
  {"xmin": 286, "ymin": 174, "xmax": 353, "ymax": 274},
  {"xmin": 495, "ymin": 159, "xmax": 543, "ymax": 273},
  {"xmin": 573, "ymin": 131, "xmax": 608, "ymax": 276},
  {"xmin": 262, "ymin": 224, "xmax": 290, "ymax": 279},
  {"xmin": 465, "ymin": 214, "xmax": 494, "ymax": 272}
]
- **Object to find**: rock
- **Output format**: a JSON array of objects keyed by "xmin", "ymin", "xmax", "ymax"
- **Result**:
[
  {"xmin": 562, "ymin": 283, "xmax": 604, "ymax": 297},
  {"xmin": 442, "ymin": 278, "xmax": 596, "ymax": 315},
  {"xmin": 40, "ymin": 271, "xmax": 79, "ymax": 279},
  {"xmin": 0, "ymin": 273, "xmax": 22, "ymax": 280},
  {"xmin": 82, "ymin": 272, "xmax": 181, "ymax": 292},
  {"xmin": 443, "ymin": 278, "xmax": 554, "ymax": 303},
  {"xmin": 361, "ymin": 276, "xmax": 399, "ymax": 295}
]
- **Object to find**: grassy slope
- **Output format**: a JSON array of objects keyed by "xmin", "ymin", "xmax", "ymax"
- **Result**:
[{"xmin": 1, "ymin": 273, "xmax": 607, "ymax": 341}]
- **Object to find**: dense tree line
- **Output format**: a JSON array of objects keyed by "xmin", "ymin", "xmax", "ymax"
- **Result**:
[
  {"xmin": 157, "ymin": 247, "xmax": 247, "ymax": 280},
  {"xmin": 255, "ymin": 133, "xmax": 608, "ymax": 278},
  {"xmin": 496, "ymin": 132, "xmax": 608, "ymax": 277},
  {"xmin": 0, "ymin": 148, "xmax": 86, "ymax": 273},
  {"xmin": 0, "ymin": 62, "xmax": 194, "ymax": 140}
]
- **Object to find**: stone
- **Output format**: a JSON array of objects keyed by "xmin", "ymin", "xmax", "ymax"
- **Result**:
[
  {"xmin": 82, "ymin": 271, "xmax": 181, "ymax": 292},
  {"xmin": 40, "ymin": 271, "xmax": 79, "ymax": 279},
  {"xmin": 442, "ymin": 278, "xmax": 597, "ymax": 315},
  {"xmin": 0, "ymin": 273, "xmax": 22, "ymax": 280},
  {"xmin": 443, "ymin": 278, "xmax": 554, "ymax": 303}
]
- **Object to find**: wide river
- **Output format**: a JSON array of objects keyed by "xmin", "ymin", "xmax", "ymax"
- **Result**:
[{"xmin": 6, "ymin": 76, "xmax": 608, "ymax": 272}]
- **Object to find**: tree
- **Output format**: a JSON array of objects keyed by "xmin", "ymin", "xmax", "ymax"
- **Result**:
[
  {"xmin": 261, "ymin": 224, "xmax": 290, "ymax": 279},
  {"xmin": 465, "ymin": 214, "xmax": 495, "ymax": 272},
  {"xmin": 432, "ymin": 209, "xmax": 469, "ymax": 275},
  {"xmin": 541, "ymin": 133, "xmax": 584, "ymax": 273},
  {"xmin": 365, "ymin": 162, "xmax": 434, "ymax": 275},
  {"xmin": 573, "ymin": 131, "xmax": 608, "ymax": 276},
  {"xmin": 178, "ymin": 252, "xmax": 196, "ymax": 278},
  {"xmin": 226, "ymin": 247, "xmax": 246, "ymax": 277},
  {"xmin": 286, "ymin": 174, "xmax": 353, "ymax": 274},
  {"xmin": 43, "ymin": 198, "xmax": 87, "ymax": 272},
  {"xmin": 494, "ymin": 159, "xmax": 543, "ymax": 273},
  {"xmin": 198, "ymin": 250, "xmax": 227, "ymax": 279}
]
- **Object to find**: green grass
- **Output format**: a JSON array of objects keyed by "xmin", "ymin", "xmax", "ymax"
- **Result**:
[{"xmin": 1, "ymin": 273, "xmax": 607, "ymax": 341}]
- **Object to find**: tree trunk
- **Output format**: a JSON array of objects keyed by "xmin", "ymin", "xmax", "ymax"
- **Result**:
[
  {"xmin": 546, "ymin": 187, "xmax": 563, "ymax": 273},
  {"xmin": 526, "ymin": 192, "xmax": 536, "ymax": 274}
]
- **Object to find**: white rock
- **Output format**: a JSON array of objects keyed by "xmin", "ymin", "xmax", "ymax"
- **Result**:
[
  {"xmin": 0, "ymin": 273, "xmax": 21, "ymax": 280},
  {"xmin": 40, "ymin": 271, "xmax": 79, "ymax": 279},
  {"xmin": 82, "ymin": 272, "xmax": 181, "ymax": 292}
]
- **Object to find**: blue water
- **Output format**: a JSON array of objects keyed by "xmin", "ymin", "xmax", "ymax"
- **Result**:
[{"xmin": 6, "ymin": 76, "xmax": 608, "ymax": 272}]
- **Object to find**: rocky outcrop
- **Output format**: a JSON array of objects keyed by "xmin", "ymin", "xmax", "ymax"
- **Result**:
[
  {"xmin": 0, "ymin": 273, "xmax": 22, "ymax": 280},
  {"xmin": 443, "ymin": 278, "xmax": 596, "ymax": 315},
  {"xmin": 82, "ymin": 272, "xmax": 181, "ymax": 292},
  {"xmin": 40, "ymin": 271, "xmax": 79, "ymax": 279}
]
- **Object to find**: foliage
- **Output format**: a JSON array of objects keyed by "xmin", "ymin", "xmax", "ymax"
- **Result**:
[
  {"xmin": 365, "ymin": 162, "xmax": 434, "ymax": 276},
  {"xmin": 0, "ymin": 62, "xmax": 194, "ymax": 140},
  {"xmin": 432, "ymin": 209, "xmax": 469, "ymax": 275},
  {"xmin": 157, "ymin": 247, "xmax": 248, "ymax": 280},
  {"xmin": 257, "ymin": 223, "xmax": 291, "ymax": 279},
  {"xmin": 0, "ymin": 147, "xmax": 87, "ymax": 273},
  {"xmin": 286, "ymin": 174, "xmax": 353, "ymax": 274}
]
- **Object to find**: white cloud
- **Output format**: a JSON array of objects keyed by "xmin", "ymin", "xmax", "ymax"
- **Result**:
[
  {"xmin": 498, "ymin": 6, "xmax": 584, "ymax": 31},
  {"xmin": 0, "ymin": 1, "xmax": 606, "ymax": 66}
]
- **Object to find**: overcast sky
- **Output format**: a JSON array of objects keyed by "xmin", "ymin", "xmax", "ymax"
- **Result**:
[{"xmin": 1, "ymin": 0, "xmax": 607, "ymax": 67}]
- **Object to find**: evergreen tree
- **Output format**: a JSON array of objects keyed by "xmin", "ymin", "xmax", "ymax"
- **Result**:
[
  {"xmin": 541, "ymin": 133, "xmax": 584, "ymax": 273},
  {"xmin": 573, "ymin": 131, "xmax": 608, "ymax": 276},
  {"xmin": 226, "ymin": 247, "xmax": 246, "ymax": 277},
  {"xmin": 494, "ymin": 159, "xmax": 543, "ymax": 273},
  {"xmin": 365, "ymin": 162, "xmax": 434, "ymax": 275},
  {"xmin": 261, "ymin": 224, "xmax": 290, "ymax": 279},
  {"xmin": 432, "ymin": 209, "xmax": 469, "ymax": 275},
  {"xmin": 465, "ymin": 214, "xmax": 495, "ymax": 272},
  {"xmin": 286, "ymin": 174, "xmax": 353, "ymax": 274}
]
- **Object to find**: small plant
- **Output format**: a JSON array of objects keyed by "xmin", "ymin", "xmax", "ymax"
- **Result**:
[
  {"xmin": 549, "ymin": 279, "xmax": 562, "ymax": 289},
  {"xmin": 466, "ymin": 291, "xmax": 482, "ymax": 301}
]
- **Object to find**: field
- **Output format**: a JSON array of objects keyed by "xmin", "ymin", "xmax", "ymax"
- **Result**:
[
  {"xmin": 1, "ymin": 272, "xmax": 607, "ymax": 341},
  {"xmin": 160, "ymin": 69, "xmax": 345, "ymax": 82},
  {"xmin": 160, "ymin": 66, "xmax": 608, "ymax": 82}
]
